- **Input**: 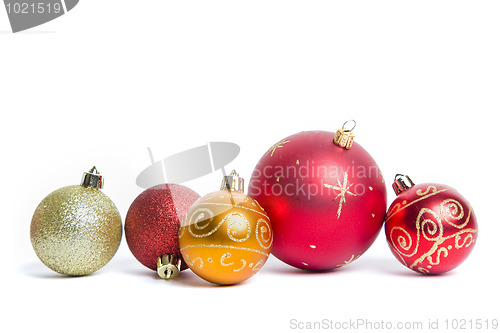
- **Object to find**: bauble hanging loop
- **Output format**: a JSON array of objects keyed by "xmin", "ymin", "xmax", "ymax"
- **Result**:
[
  {"xmin": 333, "ymin": 119, "xmax": 356, "ymax": 149},
  {"xmin": 392, "ymin": 174, "xmax": 415, "ymax": 195}
]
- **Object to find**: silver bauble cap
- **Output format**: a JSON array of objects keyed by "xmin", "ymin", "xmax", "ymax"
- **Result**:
[{"xmin": 81, "ymin": 166, "xmax": 103, "ymax": 189}]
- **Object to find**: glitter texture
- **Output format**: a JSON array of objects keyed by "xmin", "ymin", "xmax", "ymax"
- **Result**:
[
  {"xmin": 124, "ymin": 184, "xmax": 200, "ymax": 271},
  {"xmin": 30, "ymin": 185, "xmax": 122, "ymax": 276}
]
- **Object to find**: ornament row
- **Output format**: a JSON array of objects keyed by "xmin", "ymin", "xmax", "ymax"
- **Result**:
[{"xmin": 30, "ymin": 121, "xmax": 478, "ymax": 285}]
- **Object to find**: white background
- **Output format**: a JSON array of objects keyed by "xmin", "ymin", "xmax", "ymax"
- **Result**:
[{"xmin": 1, "ymin": 1, "xmax": 499, "ymax": 332}]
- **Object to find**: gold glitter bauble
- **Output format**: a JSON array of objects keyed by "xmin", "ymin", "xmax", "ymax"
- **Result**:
[
  {"xmin": 179, "ymin": 189, "xmax": 273, "ymax": 285},
  {"xmin": 31, "ymin": 184, "xmax": 122, "ymax": 276}
]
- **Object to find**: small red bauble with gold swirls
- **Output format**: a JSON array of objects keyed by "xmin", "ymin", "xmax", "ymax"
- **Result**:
[{"xmin": 385, "ymin": 176, "xmax": 478, "ymax": 274}]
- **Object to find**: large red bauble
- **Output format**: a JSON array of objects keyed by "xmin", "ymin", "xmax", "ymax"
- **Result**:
[
  {"xmin": 125, "ymin": 184, "xmax": 200, "ymax": 271},
  {"xmin": 385, "ymin": 183, "xmax": 478, "ymax": 274},
  {"xmin": 248, "ymin": 130, "xmax": 387, "ymax": 271}
]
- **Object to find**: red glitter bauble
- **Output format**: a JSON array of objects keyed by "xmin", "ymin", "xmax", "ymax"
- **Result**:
[
  {"xmin": 385, "ymin": 178, "xmax": 478, "ymax": 274},
  {"xmin": 125, "ymin": 184, "xmax": 200, "ymax": 271},
  {"xmin": 248, "ymin": 130, "xmax": 387, "ymax": 271}
]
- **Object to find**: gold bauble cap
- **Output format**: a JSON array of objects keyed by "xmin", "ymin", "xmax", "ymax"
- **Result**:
[
  {"xmin": 220, "ymin": 170, "xmax": 244, "ymax": 192},
  {"xmin": 157, "ymin": 254, "xmax": 181, "ymax": 280},
  {"xmin": 333, "ymin": 120, "xmax": 356, "ymax": 150}
]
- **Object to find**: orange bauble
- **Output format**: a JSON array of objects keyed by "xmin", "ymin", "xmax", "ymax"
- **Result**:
[{"xmin": 179, "ymin": 171, "xmax": 273, "ymax": 285}]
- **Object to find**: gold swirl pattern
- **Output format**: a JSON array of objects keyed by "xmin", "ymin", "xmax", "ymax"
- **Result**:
[
  {"xmin": 220, "ymin": 252, "xmax": 233, "ymax": 266},
  {"xmin": 256, "ymin": 219, "xmax": 273, "ymax": 249},
  {"xmin": 440, "ymin": 199, "xmax": 468, "ymax": 229},
  {"xmin": 184, "ymin": 254, "xmax": 204, "ymax": 269},
  {"xmin": 455, "ymin": 233, "xmax": 475, "ymax": 249},
  {"xmin": 416, "ymin": 186, "xmax": 438, "ymax": 196},
  {"xmin": 426, "ymin": 247, "xmax": 448, "ymax": 266},
  {"xmin": 188, "ymin": 207, "xmax": 224, "ymax": 238},
  {"xmin": 224, "ymin": 213, "xmax": 251, "ymax": 242},
  {"xmin": 233, "ymin": 260, "xmax": 247, "ymax": 272},
  {"xmin": 390, "ymin": 208, "xmax": 443, "ymax": 260},
  {"xmin": 179, "ymin": 190, "xmax": 273, "ymax": 284},
  {"xmin": 390, "ymin": 227, "xmax": 415, "ymax": 256},
  {"xmin": 220, "ymin": 252, "xmax": 234, "ymax": 266},
  {"xmin": 419, "ymin": 208, "xmax": 443, "ymax": 242},
  {"xmin": 386, "ymin": 186, "xmax": 448, "ymax": 221},
  {"xmin": 388, "ymin": 196, "xmax": 477, "ymax": 273},
  {"xmin": 192, "ymin": 208, "xmax": 215, "ymax": 229},
  {"xmin": 220, "ymin": 252, "xmax": 248, "ymax": 272}
]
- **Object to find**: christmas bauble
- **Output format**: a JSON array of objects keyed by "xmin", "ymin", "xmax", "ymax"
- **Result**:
[
  {"xmin": 248, "ymin": 122, "xmax": 387, "ymax": 271},
  {"xmin": 179, "ymin": 171, "xmax": 273, "ymax": 285},
  {"xmin": 385, "ymin": 174, "xmax": 478, "ymax": 274},
  {"xmin": 30, "ymin": 167, "xmax": 122, "ymax": 276},
  {"xmin": 125, "ymin": 184, "xmax": 200, "ymax": 279}
]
